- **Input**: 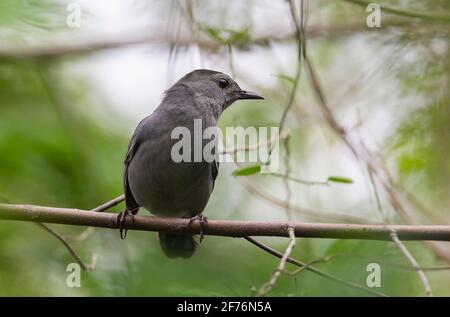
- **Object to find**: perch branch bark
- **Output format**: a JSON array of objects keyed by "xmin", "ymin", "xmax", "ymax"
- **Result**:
[{"xmin": 1, "ymin": 203, "xmax": 450, "ymax": 241}]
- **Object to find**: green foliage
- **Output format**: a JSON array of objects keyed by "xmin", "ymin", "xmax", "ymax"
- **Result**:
[
  {"xmin": 0, "ymin": 0, "xmax": 66, "ymax": 42},
  {"xmin": 394, "ymin": 99, "xmax": 450, "ymax": 205},
  {"xmin": 0, "ymin": 0, "xmax": 449, "ymax": 297},
  {"xmin": 344, "ymin": 0, "xmax": 450, "ymax": 22},
  {"xmin": 200, "ymin": 25, "xmax": 251, "ymax": 47}
]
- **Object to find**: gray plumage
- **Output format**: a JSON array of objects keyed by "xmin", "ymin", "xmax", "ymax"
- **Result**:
[{"xmin": 123, "ymin": 69, "xmax": 263, "ymax": 258}]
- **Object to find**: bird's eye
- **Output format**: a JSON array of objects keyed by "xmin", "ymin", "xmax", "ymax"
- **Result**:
[{"xmin": 218, "ymin": 78, "xmax": 229, "ymax": 88}]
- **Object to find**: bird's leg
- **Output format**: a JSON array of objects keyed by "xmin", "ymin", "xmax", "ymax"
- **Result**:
[
  {"xmin": 189, "ymin": 214, "xmax": 208, "ymax": 242},
  {"xmin": 116, "ymin": 208, "xmax": 137, "ymax": 239}
]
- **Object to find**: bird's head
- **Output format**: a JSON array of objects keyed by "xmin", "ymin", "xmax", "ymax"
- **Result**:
[{"xmin": 169, "ymin": 69, "xmax": 263, "ymax": 115}]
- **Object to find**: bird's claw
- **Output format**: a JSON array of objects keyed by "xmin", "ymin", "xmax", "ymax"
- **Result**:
[
  {"xmin": 116, "ymin": 209, "xmax": 135, "ymax": 239},
  {"xmin": 189, "ymin": 214, "xmax": 208, "ymax": 242}
]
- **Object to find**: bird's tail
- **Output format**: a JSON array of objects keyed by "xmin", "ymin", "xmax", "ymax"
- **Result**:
[{"xmin": 157, "ymin": 232, "xmax": 198, "ymax": 259}]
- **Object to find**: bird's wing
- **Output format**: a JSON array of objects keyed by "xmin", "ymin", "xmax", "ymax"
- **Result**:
[
  {"xmin": 123, "ymin": 118, "xmax": 147, "ymax": 210},
  {"xmin": 211, "ymin": 159, "xmax": 219, "ymax": 191}
]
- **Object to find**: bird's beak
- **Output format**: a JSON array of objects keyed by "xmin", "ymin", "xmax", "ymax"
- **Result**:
[{"xmin": 238, "ymin": 90, "xmax": 264, "ymax": 100}]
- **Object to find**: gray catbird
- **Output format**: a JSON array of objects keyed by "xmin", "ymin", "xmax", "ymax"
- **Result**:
[{"xmin": 120, "ymin": 69, "xmax": 263, "ymax": 258}]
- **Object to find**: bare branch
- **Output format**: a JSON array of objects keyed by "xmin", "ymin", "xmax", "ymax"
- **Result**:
[
  {"xmin": 36, "ymin": 223, "xmax": 97, "ymax": 271},
  {"xmin": 307, "ymin": 253, "xmax": 450, "ymax": 272},
  {"xmin": 0, "ymin": 21, "xmax": 422, "ymax": 60},
  {"xmin": 368, "ymin": 171, "xmax": 433, "ymax": 296},
  {"xmin": 64, "ymin": 227, "xmax": 96, "ymax": 241},
  {"xmin": 277, "ymin": 0, "xmax": 304, "ymax": 135},
  {"xmin": 281, "ymin": 137, "xmax": 293, "ymax": 221},
  {"xmin": 270, "ymin": 173, "xmax": 330, "ymax": 186},
  {"xmin": 238, "ymin": 176, "xmax": 372, "ymax": 224},
  {"xmin": 302, "ymin": 35, "xmax": 450, "ymax": 265},
  {"xmin": 62, "ymin": 195, "xmax": 125, "ymax": 243},
  {"xmin": 1, "ymin": 203, "xmax": 450, "ymax": 241},
  {"xmin": 220, "ymin": 129, "xmax": 289, "ymax": 155},
  {"xmin": 390, "ymin": 230, "xmax": 433, "ymax": 296},
  {"xmin": 91, "ymin": 195, "xmax": 125, "ymax": 212},
  {"xmin": 257, "ymin": 227, "xmax": 296, "ymax": 296},
  {"xmin": 343, "ymin": 0, "xmax": 450, "ymax": 22},
  {"xmin": 244, "ymin": 236, "xmax": 388, "ymax": 297}
]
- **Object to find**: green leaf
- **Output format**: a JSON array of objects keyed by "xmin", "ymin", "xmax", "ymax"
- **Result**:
[
  {"xmin": 200, "ymin": 25, "xmax": 251, "ymax": 46},
  {"xmin": 202, "ymin": 26, "xmax": 226, "ymax": 43},
  {"xmin": 232, "ymin": 164, "xmax": 261, "ymax": 176},
  {"xmin": 327, "ymin": 176, "xmax": 354, "ymax": 184},
  {"xmin": 226, "ymin": 28, "xmax": 250, "ymax": 45}
]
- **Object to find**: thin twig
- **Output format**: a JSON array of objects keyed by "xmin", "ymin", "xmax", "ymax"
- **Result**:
[
  {"xmin": 239, "ymin": 176, "xmax": 371, "ymax": 223},
  {"xmin": 4, "ymin": 195, "xmax": 98, "ymax": 271},
  {"xmin": 221, "ymin": 129, "xmax": 289, "ymax": 155},
  {"xmin": 36, "ymin": 223, "xmax": 97, "ymax": 271},
  {"xmin": 303, "ymin": 42, "xmax": 433, "ymax": 295},
  {"xmin": 64, "ymin": 227, "xmax": 96, "ymax": 241},
  {"xmin": 244, "ymin": 236, "xmax": 388, "ymax": 297},
  {"xmin": 343, "ymin": 0, "xmax": 450, "ymax": 22},
  {"xmin": 227, "ymin": 133, "xmax": 366, "ymax": 223},
  {"xmin": 300, "ymin": 23, "xmax": 447, "ymax": 269},
  {"xmin": 288, "ymin": 253, "xmax": 450, "ymax": 272},
  {"xmin": 282, "ymin": 137, "xmax": 293, "ymax": 220},
  {"xmin": 277, "ymin": 0, "xmax": 304, "ymax": 223},
  {"xmin": 90, "ymin": 195, "xmax": 125, "ymax": 212},
  {"xmin": 227, "ymin": 44, "xmax": 236, "ymax": 80},
  {"xmin": 390, "ymin": 231, "xmax": 433, "ymax": 296},
  {"xmin": 64, "ymin": 194, "xmax": 125, "ymax": 242},
  {"xmin": 227, "ymin": 133, "xmax": 364, "ymax": 223},
  {"xmin": 368, "ymin": 171, "xmax": 433, "ymax": 297},
  {"xmin": 257, "ymin": 227, "xmax": 296, "ymax": 296},
  {"xmin": 277, "ymin": 0, "xmax": 304, "ymax": 134},
  {"xmin": 270, "ymin": 173, "xmax": 330, "ymax": 186}
]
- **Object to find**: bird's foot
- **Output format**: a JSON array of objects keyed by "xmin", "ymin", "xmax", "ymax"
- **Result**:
[
  {"xmin": 189, "ymin": 214, "xmax": 208, "ymax": 242},
  {"xmin": 116, "ymin": 208, "xmax": 135, "ymax": 239}
]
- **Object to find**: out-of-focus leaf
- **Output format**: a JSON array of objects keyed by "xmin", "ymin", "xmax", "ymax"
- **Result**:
[
  {"xmin": 200, "ymin": 25, "xmax": 250, "ymax": 46},
  {"xmin": 232, "ymin": 164, "xmax": 261, "ymax": 176},
  {"xmin": 327, "ymin": 176, "xmax": 354, "ymax": 184},
  {"xmin": 226, "ymin": 28, "xmax": 250, "ymax": 45}
]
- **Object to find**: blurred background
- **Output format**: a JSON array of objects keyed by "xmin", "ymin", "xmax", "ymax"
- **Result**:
[{"xmin": 0, "ymin": 0, "xmax": 449, "ymax": 296}]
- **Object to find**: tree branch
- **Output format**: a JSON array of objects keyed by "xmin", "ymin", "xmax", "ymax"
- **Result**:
[
  {"xmin": 367, "ymin": 170, "xmax": 433, "ymax": 296},
  {"xmin": 0, "ymin": 20, "xmax": 442, "ymax": 60},
  {"xmin": 343, "ymin": 0, "xmax": 450, "ymax": 22},
  {"xmin": 90, "ymin": 194, "xmax": 124, "ymax": 212},
  {"xmin": 36, "ymin": 223, "xmax": 97, "ymax": 271},
  {"xmin": 1, "ymin": 203, "xmax": 450, "ymax": 241},
  {"xmin": 238, "ymin": 176, "xmax": 373, "ymax": 224},
  {"xmin": 257, "ymin": 227, "xmax": 296, "ymax": 296},
  {"xmin": 390, "ymin": 230, "xmax": 432, "ymax": 296},
  {"xmin": 244, "ymin": 236, "xmax": 387, "ymax": 297}
]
